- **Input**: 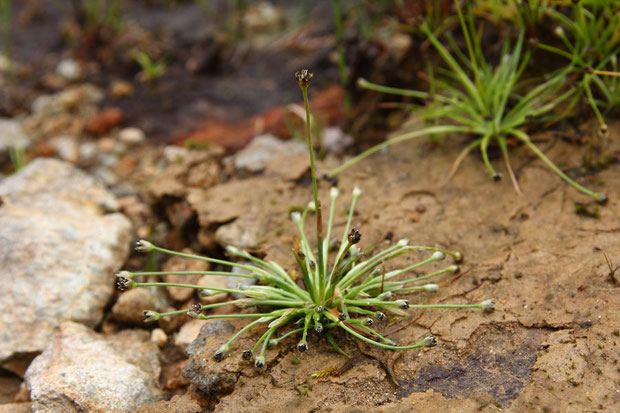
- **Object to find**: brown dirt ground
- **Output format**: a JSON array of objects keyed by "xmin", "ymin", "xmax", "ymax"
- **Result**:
[{"xmin": 176, "ymin": 119, "xmax": 620, "ymax": 412}]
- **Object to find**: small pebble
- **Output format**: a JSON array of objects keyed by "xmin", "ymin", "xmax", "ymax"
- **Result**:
[
  {"xmin": 163, "ymin": 146, "xmax": 188, "ymax": 164},
  {"xmin": 118, "ymin": 127, "xmax": 146, "ymax": 145},
  {"xmin": 56, "ymin": 58, "xmax": 82, "ymax": 81},
  {"xmin": 97, "ymin": 137, "xmax": 117, "ymax": 153},
  {"xmin": 175, "ymin": 319, "xmax": 204, "ymax": 348},
  {"xmin": 51, "ymin": 136, "xmax": 79, "ymax": 163},
  {"xmin": 79, "ymin": 142, "xmax": 97, "ymax": 163},
  {"xmin": 151, "ymin": 328, "xmax": 168, "ymax": 348},
  {"xmin": 109, "ymin": 80, "xmax": 135, "ymax": 97}
]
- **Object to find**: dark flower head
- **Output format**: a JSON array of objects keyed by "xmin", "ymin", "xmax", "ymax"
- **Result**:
[
  {"xmin": 348, "ymin": 228, "xmax": 361, "ymax": 245},
  {"xmin": 188, "ymin": 303, "xmax": 203, "ymax": 318},
  {"xmin": 295, "ymin": 69, "xmax": 314, "ymax": 88},
  {"xmin": 214, "ymin": 344, "xmax": 229, "ymax": 362},
  {"xmin": 422, "ymin": 336, "xmax": 437, "ymax": 347},
  {"xmin": 143, "ymin": 310, "xmax": 161, "ymax": 322},
  {"xmin": 116, "ymin": 275, "xmax": 136, "ymax": 291},
  {"xmin": 481, "ymin": 299, "xmax": 495, "ymax": 313},
  {"xmin": 135, "ymin": 240, "xmax": 154, "ymax": 252}
]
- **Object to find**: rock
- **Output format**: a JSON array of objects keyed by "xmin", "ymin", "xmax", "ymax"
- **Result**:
[
  {"xmin": 92, "ymin": 166, "xmax": 119, "ymax": 186},
  {"xmin": 0, "ymin": 118, "xmax": 31, "ymax": 163},
  {"xmin": 163, "ymin": 146, "xmax": 189, "ymax": 164},
  {"xmin": 85, "ymin": 107, "xmax": 124, "ymax": 135},
  {"xmin": 109, "ymin": 80, "xmax": 135, "ymax": 98},
  {"xmin": 55, "ymin": 59, "xmax": 82, "ymax": 81},
  {"xmin": 185, "ymin": 320, "xmax": 235, "ymax": 356},
  {"xmin": 182, "ymin": 320, "xmax": 238, "ymax": 395},
  {"xmin": 233, "ymin": 134, "xmax": 306, "ymax": 177},
  {"xmin": 227, "ymin": 265, "xmax": 257, "ymax": 299},
  {"xmin": 150, "ymin": 328, "xmax": 168, "ymax": 348},
  {"xmin": 0, "ymin": 403, "xmax": 31, "ymax": 413},
  {"xmin": 197, "ymin": 274, "xmax": 228, "ymax": 305},
  {"xmin": 242, "ymin": 2, "xmax": 284, "ymax": 32},
  {"xmin": 322, "ymin": 126, "xmax": 353, "ymax": 155},
  {"xmin": 119, "ymin": 127, "xmax": 146, "ymax": 145},
  {"xmin": 175, "ymin": 319, "xmax": 204, "ymax": 349},
  {"xmin": 148, "ymin": 148, "xmax": 221, "ymax": 199},
  {"xmin": 0, "ymin": 159, "xmax": 131, "ymax": 375},
  {"xmin": 0, "ymin": 55, "xmax": 11, "ymax": 72},
  {"xmin": 188, "ymin": 177, "xmax": 293, "ymax": 227},
  {"xmin": 31, "ymin": 84, "xmax": 103, "ymax": 116},
  {"xmin": 25, "ymin": 322, "xmax": 162, "ymax": 413},
  {"xmin": 215, "ymin": 216, "xmax": 262, "ymax": 251},
  {"xmin": 186, "ymin": 161, "xmax": 220, "ymax": 188},
  {"xmin": 0, "ymin": 376, "xmax": 21, "ymax": 404},
  {"xmin": 112, "ymin": 288, "xmax": 159, "ymax": 325},
  {"xmin": 97, "ymin": 136, "xmax": 118, "ymax": 153},
  {"xmin": 78, "ymin": 141, "xmax": 98, "ymax": 163},
  {"xmin": 162, "ymin": 249, "xmax": 209, "ymax": 303},
  {"xmin": 50, "ymin": 136, "xmax": 79, "ymax": 163},
  {"xmin": 137, "ymin": 394, "xmax": 201, "ymax": 413}
]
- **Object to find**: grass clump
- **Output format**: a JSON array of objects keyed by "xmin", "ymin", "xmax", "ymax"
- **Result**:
[
  {"xmin": 538, "ymin": 1, "xmax": 620, "ymax": 134},
  {"xmin": 328, "ymin": 0, "xmax": 607, "ymax": 203},
  {"xmin": 115, "ymin": 69, "xmax": 494, "ymax": 367}
]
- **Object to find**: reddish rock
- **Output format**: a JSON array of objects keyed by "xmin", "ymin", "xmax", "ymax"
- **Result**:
[
  {"xmin": 177, "ymin": 86, "xmax": 345, "ymax": 151},
  {"xmin": 85, "ymin": 107, "xmax": 124, "ymax": 135}
]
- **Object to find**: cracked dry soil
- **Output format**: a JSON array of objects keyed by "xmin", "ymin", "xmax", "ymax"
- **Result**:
[{"xmin": 182, "ymin": 120, "xmax": 620, "ymax": 413}]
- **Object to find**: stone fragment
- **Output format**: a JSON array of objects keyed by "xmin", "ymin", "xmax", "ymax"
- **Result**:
[
  {"xmin": 137, "ymin": 394, "xmax": 201, "ymax": 413},
  {"xmin": 0, "ymin": 159, "xmax": 131, "ymax": 375},
  {"xmin": 85, "ymin": 107, "xmax": 124, "ymax": 135},
  {"xmin": 197, "ymin": 274, "xmax": 228, "ymax": 305},
  {"xmin": 118, "ymin": 127, "xmax": 146, "ymax": 145},
  {"xmin": 150, "ymin": 328, "xmax": 168, "ymax": 348},
  {"xmin": 0, "ymin": 118, "xmax": 31, "ymax": 163},
  {"xmin": 55, "ymin": 59, "xmax": 82, "ymax": 81},
  {"xmin": 25, "ymin": 322, "xmax": 161, "ymax": 413},
  {"xmin": 175, "ymin": 319, "xmax": 204, "ymax": 349},
  {"xmin": 112, "ymin": 288, "xmax": 159, "ymax": 325},
  {"xmin": 162, "ymin": 250, "xmax": 210, "ymax": 303},
  {"xmin": 233, "ymin": 134, "xmax": 309, "ymax": 179},
  {"xmin": 227, "ymin": 265, "xmax": 257, "ymax": 299},
  {"xmin": 182, "ymin": 320, "xmax": 238, "ymax": 395},
  {"xmin": 214, "ymin": 214, "xmax": 264, "ymax": 251}
]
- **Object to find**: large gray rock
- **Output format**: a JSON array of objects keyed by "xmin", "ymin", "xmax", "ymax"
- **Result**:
[
  {"xmin": 25, "ymin": 322, "xmax": 162, "ymax": 413},
  {"xmin": 0, "ymin": 159, "xmax": 131, "ymax": 374}
]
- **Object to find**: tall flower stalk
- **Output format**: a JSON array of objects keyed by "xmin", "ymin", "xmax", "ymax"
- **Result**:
[{"xmin": 115, "ymin": 70, "xmax": 494, "ymax": 367}]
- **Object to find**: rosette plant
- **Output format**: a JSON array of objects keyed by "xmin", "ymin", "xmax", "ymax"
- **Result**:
[
  {"xmin": 115, "ymin": 70, "xmax": 494, "ymax": 367},
  {"xmin": 327, "ymin": 0, "xmax": 607, "ymax": 203}
]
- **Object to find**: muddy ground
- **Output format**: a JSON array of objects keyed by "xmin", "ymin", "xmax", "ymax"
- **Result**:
[{"xmin": 161, "ymin": 118, "xmax": 619, "ymax": 412}]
